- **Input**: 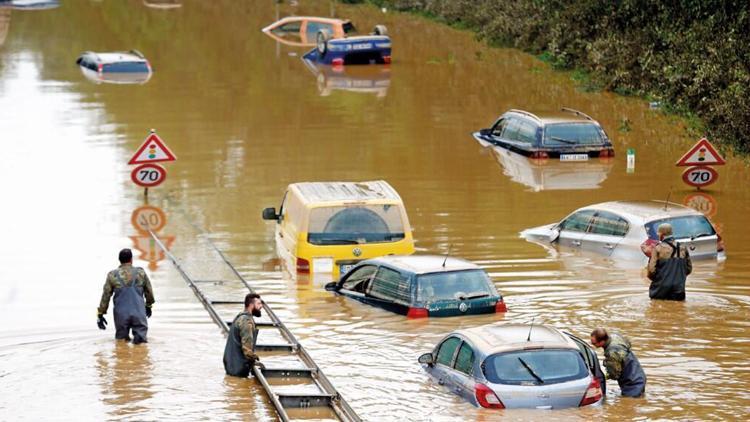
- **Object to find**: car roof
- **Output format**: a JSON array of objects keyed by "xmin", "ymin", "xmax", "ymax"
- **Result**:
[
  {"xmin": 81, "ymin": 51, "xmax": 148, "ymax": 64},
  {"xmin": 291, "ymin": 180, "xmax": 402, "ymax": 205},
  {"xmin": 366, "ymin": 255, "xmax": 480, "ymax": 275},
  {"xmin": 505, "ymin": 108, "xmax": 598, "ymax": 125},
  {"xmin": 455, "ymin": 323, "xmax": 578, "ymax": 355},
  {"xmin": 579, "ymin": 200, "xmax": 700, "ymax": 222},
  {"xmin": 267, "ymin": 16, "xmax": 349, "ymax": 27}
]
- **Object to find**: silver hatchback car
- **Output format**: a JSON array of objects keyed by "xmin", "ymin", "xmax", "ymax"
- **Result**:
[
  {"xmin": 521, "ymin": 200, "xmax": 725, "ymax": 262},
  {"xmin": 419, "ymin": 324, "xmax": 604, "ymax": 409}
]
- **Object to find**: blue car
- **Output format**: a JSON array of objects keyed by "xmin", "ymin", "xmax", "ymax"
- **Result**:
[
  {"xmin": 325, "ymin": 255, "xmax": 507, "ymax": 318},
  {"xmin": 303, "ymin": 25, "xmax": 391, "ymax": 66}
]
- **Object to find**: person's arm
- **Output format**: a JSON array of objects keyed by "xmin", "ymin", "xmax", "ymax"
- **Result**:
[
  {"xmin": 141, "ymin": 270, "xmax": 155, "ymax": 308},
  {"xmin": 685, "ymin": 247, "xmax": 693, "ymax": 275},
  {"xmin": 603, "ymin": 347, "xmax": 626, "ymax": 380},
  {"xmin": 97, "ymin": 273, "xmax": 114, "ymax": 315},
  {"xmin": 239, "ymin": 318, "xmax": 259, "ymax": 362},
  {"xmin": 646, "ymin": 245, "xmax": 659, "ymax": 277}
]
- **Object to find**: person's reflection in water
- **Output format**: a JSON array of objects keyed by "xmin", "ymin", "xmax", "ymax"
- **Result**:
[
  {"xmin": 223, "ymin": 375, "xmax": 261, "ymax": 420},
  {"xmin": 95, "ymin": 341, "xmax": 154, "ymax": 417}
]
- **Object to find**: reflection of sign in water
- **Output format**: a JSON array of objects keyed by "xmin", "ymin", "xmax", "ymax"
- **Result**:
[
  {"xmin": 131, "ymin": 205, "xmax": 167, "ymax": 233},
  {"xmin": 683, "ymin": 192, "xmax": 717, "ymax": 218},
  {"xmin": 131, "ymin": 163, "xmax": 167, "ymax": 188},
  {"xmin": 682, "ymin": 165, "xmax": 718, "ymax": 188},
  {"xmin": 130, "ymin": 234, "xmax": 175, "ymax": 271}
]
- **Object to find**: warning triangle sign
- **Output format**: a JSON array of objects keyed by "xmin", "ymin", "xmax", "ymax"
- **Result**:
[
  {"xmin": 128, "ymin": 132, "xmax": 177, "ymax": 165},
  {"xmin": 676, "ymin": 138, "xmax": 725, "ymax": 167}
]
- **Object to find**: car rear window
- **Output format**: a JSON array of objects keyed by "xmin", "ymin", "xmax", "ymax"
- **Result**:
[
  {"xmin": 483, "ymin": 349, "xmax": 588, "ymax": 385},
  {"xmin": 102, "ymin": 62, "xmax": 150, "ymax": 73},
  {"xmin": 417, "ymin": 269, "xmax": 496, "ymax": 303},
  {"xmin": 543, "ymin": 123, "xmax": 605, "ymax": 146},
  {"xmin": 645, "ymin": 215, "xmax": 716, "ymax": 240},
  {"xmin": 307, "ymin": 204, "xmax": 406, "ymax": 245}
]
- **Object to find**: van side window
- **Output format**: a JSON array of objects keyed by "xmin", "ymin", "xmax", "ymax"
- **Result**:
[
  {"xmin": 588, "ymin": 211, "xmax": 629, "ymax": 236},
  {"xmin": 368, "ymin": 267, "xmax": 411, "ymax": 305},
  {"xmin": 341, "ymin": 265, "xmax": 377, "ymax": 292},
  {"xmin": 559, "ymin": 210, "xmax": 596, "ymax": 232}
]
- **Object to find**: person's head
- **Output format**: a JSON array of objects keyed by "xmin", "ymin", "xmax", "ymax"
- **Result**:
[
  {"xmin": 590, "ymin": 327, "xmax": 609, "ymax": 348},
  {"xmin": 118, "ymin": 248, "xmax": 133, "ymax": 264},
  {"xmin": 657, "ymin": 223, "xmax": 673, "ymax": 240},
  {"xmin": 244, "ymin": 293, "xmax": 262, "ymax": 317}
]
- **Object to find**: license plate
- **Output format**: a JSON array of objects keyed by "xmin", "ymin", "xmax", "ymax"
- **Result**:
[
  {"xmin": 340, "ymin": 264, "xmax": 354, "ymax": 275},
  {"xmin": 352, "ymin": 43, "xmax": 372, "ymax": 50},
  {"xmin": 560, "ymin": 154, "xmax": 589, "ymax": 161}
]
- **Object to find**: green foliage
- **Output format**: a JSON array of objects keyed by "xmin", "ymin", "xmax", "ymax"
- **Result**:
[{"xmin": 361, "ymin": 0, "xmax": 750, "ymax": 154}]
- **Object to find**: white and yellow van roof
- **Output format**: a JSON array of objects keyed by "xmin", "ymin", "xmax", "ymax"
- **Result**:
[{"xmin": 291, "ymin": 181, "xmax": 402, "ymax": 205}]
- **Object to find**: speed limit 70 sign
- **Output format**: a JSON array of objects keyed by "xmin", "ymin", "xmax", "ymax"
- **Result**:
[
  {"xmin": 131, "ymin": 163, "xmax": 167, "ymax": 188},
  {"xmin": 682, "ymin": 165, "xmax": 718, "ymax": 188}
]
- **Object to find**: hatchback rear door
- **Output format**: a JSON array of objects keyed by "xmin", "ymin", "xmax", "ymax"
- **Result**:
[
  {"xmin": 564, "ymin": 332, "xmax": 606, "ymax": 394},
  {"xmin": 581, "ymin": 210, "xmax": 629, "ymax": 256},
  {"xmin": 646, "ymin": 215, "xmax": 719, "ymax": 259}
]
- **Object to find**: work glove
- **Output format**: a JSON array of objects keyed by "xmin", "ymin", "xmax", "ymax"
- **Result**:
[
  {"xmin": 145, "ymin": 306, "xmax": 152, "ymax": 318},
  {"xmin": 253, "ymin": 360, "xmax": 266, "ymax": 371},
  {"xmin": 97, "ymin": 314, "xmax": 107, "ymax": 330}
]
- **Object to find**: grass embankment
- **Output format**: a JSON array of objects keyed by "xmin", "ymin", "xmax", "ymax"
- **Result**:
[{"xmin": 346, "ymin": 0, "xmax": 750, "ymax": 154}]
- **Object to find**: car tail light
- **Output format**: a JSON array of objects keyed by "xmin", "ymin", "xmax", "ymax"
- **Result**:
[
  {"xmin": 97, "ymin": 63, "xmax": 103, "ymax": 74},
  {"xmin": 146, "ymin": 61, "xmax": 152, "ymax": 72},
  {"xmin": 599, "ymin": 148, "xmax": 615, "ymax": 158},
  {"xmin": 579, "ymin": 377, "xmax": 602, "ymax": 407},
  {"xmin": 641, "ymin": 238, "xmax": 659, "ymax": 257},
  {"xmin": 406, "ymin": 307, "xmax": 428, "ymax": 319},
  {"xmin": 717, "ymin": 233, "xmax": 725, "ymax": 252},
  {"xmin": 495, "ymin": 299, "xmax": 507, "ymax": 313},
  {"xmin": 530, "ymin": 151, "xmax": 549, "ymax": 159},
  {"xmin": 296, "ymin": 257, "xmax": 310, "ymax": 274},
  {"xmin": 383, "ymin": 55, "xmax": 392, "ymax": 64},
  {"xmin": 331, "ymin": 58, "xmax": 344, "ymax": 67},
  {"xmin": 475, "ymin": 383, "xmax": 504, "ymax": 409}
]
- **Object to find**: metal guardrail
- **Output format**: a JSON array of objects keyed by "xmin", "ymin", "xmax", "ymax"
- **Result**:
[{"xmin": 149, "ymin": 230, "xmax": 360, "ymax": 422}]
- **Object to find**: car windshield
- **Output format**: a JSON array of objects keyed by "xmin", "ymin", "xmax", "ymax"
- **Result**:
[
  {"xmin": 645, "ymin": 215, "xmax": 716, "ymax": 240},
  {"xmin": 543, "ymin": 123, "xmax": 605, "ymax": 146},
  {"xmin": 484, "ymin": 349, "xmax": 588, "ymax": 385},
  {"xmin": 307, "ymin": 204, "xmax": 405, "ymax": 245},
  {"xmin": 417, "ymin": 269, "xmax": 495, "ymax": 302}
]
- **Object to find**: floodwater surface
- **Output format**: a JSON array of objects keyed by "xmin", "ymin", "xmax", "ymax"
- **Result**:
[{"xmin": 1, "ymin": 1, "xmax": 749, "ymax": 421}]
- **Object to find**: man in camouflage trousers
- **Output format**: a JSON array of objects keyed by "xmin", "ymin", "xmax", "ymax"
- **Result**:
[
  {"xmin": 97, "ymin": 248, "xmax": 155, "ymax": 344},
  {"xmin": 224, "ymin": 293, "xmax": 265, "ymax": 377},
  {"xmin": 591, "ymin": 328, "xmax": 646, "ymax": 397},
  {"xmin": 646, "ymin": 223, "xmax": 692, "ymax": 301}
]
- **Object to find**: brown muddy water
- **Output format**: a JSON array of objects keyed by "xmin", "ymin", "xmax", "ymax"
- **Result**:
[{"xmin": 1, "ymin": 1, "xmax": 749, "ymax": 421}]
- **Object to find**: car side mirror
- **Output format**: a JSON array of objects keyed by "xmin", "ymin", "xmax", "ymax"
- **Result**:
[
  {"xmin": 262, "ymin": 207, "xmax": 279, "ymax": 221},
  {"xmin": 479, "ymin": 128, "xmax": 491, "ymax": 136},
  {"xmin": 324, "ymin": 281, "xmax": 338, "ymax": 291},
  {"xmin": 418, "ymin": 352, "xmax": 435, "ymax": 366},
  {"xmin": 549, "ymin": 227, "xmax": 560, "ymax": 243}
]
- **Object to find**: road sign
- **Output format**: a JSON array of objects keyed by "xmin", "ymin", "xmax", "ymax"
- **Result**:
[
  {"xmin": 131, "ymin": 163, "xmax": 167, "ymax": 187},
  {"xmin": 131, "ymin": 204, "xmax": 167, "ymax": 233},
  {"xmin": 128, "ymin": 132, "xmax": 177, "ymax": 165},
  {"xmin": 676, "ymin": 138, "xmax": 726, "ymax": 166},
  {"xmin": 682, "ymin": 165, "xmax": 718, "ymax": 188},
  {"xmin": 683, "ymin": 192, "xmax": 717, "ymax": 218},
  {"xmin": 130, "ymin": 234, "xmax": 175, "ymax": 271}
]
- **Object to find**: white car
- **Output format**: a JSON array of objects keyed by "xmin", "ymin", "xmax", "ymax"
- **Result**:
[{"xmin": 521, "ymin": 200, "xmax": 725, "ymax": 261}]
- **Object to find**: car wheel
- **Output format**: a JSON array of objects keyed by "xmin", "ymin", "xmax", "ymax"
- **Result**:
[
  {"xmin": 316, "ymin": 30, "xmax": 330, "ymax": 56},
  {"xmin": 373, "ymin": 25, "xmax": 388, "ymax": 36}
]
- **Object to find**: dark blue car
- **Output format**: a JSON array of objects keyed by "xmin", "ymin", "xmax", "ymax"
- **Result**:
[
  {"xmin": 325, "ymin": 255, "xmax": 507, "ymax": 318},
  {"xmin": 303, "ymin": 25, "xmax": 391, "ymax": 66}
]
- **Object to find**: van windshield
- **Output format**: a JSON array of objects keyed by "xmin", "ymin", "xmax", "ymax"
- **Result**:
[
  {"xmin": 483, "ymin": 349, "xmax": 588, "ymax": 385},
  {"xmin": 307, "ymin": 204, "xmax": 405, "ymax": 245},
  {"xmin": 417, "ymin": 270, "xmax": 495, "ymax": 302},
  {"xmin": 645, "ymin": 215, "xmax": 716, "ymax": 240}
]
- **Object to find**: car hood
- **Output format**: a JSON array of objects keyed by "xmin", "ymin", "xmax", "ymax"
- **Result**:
[{"xmin": 520, "ymin": 224, "xmax": 557, "ymax": 240}]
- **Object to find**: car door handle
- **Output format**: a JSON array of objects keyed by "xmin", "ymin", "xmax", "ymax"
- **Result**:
[
  {"xmin": 438, "ymin": 378, "xmax": 445, "ymax": 385},
  {"xmin": 572, "ymin": 240, "xmax": 581, "ymax": 246},
  {"xmin": 604, "ymin": 244, "xmax": 615, "ymax": 250}
]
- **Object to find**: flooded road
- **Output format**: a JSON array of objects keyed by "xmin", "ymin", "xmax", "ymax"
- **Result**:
[{"xmin": 1, "ymin": 1, "xmax": 749, "ymax": 420}]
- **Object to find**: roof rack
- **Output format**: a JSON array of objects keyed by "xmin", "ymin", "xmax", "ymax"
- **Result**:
[
  {"xmin": 560, "ymin": 107, "xmax": 593, "ymax": 120},
  {"xmin": 128, "ymin": 49, "xmax": 146, "ymax": 59},
  {"xmin": 508, "ymin": 109, "xmax": 542, "ymax": 122}
]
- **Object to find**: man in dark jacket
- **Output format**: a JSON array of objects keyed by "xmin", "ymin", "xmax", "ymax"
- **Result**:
[
  {"xmin": 591, "ymin": 328, "xmax": 646, "ymax": 397},
  {"xmin": 224, "ymin": 293, "xmax": 265, "ymax": 377},
  {"xmin": 646, "ymin": 223, "xmax": 692, "ymax": 301}
]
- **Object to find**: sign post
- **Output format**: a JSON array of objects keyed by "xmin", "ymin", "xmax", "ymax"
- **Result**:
[
  {"xmin": 676, "ymin": 138, "xmax": 725, "ymax": 190},
  {"xmin": 128, "ymin": 129, "xmax": 177, "ymax": 196}
]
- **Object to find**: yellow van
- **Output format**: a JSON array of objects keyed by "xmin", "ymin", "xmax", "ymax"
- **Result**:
[{"xmin": 262, "ymin": 181, "xmax": 415, "ymax": 279}]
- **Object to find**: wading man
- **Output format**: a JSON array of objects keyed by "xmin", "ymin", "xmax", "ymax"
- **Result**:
[
  {"xmin": 97, "ymin": 248, "xmax": 155, "ymax": 344},
  {"xmin": 591, "ymin": 328, "xmax": 646, "ymax": 397},
  {"xmin": 646, "ymin": 223, "xmax": 692, "ymax": 301},
  {"xmin": 224, "ymin": 293, "xmax": 265, "ymax": 377}
]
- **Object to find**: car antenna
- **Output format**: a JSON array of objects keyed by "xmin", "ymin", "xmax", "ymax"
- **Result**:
[
  {"xmin": 663, "ymin": 187, "xmax": 673, "ymax": 211},
  {"xmin": 442, "ymin": 244, "xmax": 453, "ymax": 268},
  {"xmin": 527, "ymin": 317, "xmax": 535, "ymax": 342}
]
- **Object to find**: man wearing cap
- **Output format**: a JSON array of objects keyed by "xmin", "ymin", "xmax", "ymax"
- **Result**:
[
  {"xmin": 96, "ymin": 248, "xmax": 155, "ymax": 343},
  {"xmin": 646, "ymin": 223, "xmax": 692, "ymax": 301}
]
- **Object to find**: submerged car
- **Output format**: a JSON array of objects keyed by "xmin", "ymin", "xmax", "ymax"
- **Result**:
[
  {"xmin": 418, "ymin": 324, "xmax": 605, "ymax": 409},
  {"xmin": 76, "ymin": 50, "xmax": 152, "ymax": 84},
  {"xmin": 261, "ymin": 16, "xmax": 357, "ymax": 47},
  {"xmin": 325, "ymin": 255, "xmax": 507, "ymax": 318},
  {"xmin": 303, "ymin": 25, "xmax": 391, "ymax": 66},
  {"xmin": 522, "ymin": 200, "xmax": 725, "ymax": 261},
  {"xmin": 473, "ymin": 108, "xmax": 614, "ymax": 160},
  {"xmin": 0, "ymin": 0, "xmax": 59, "ymax": 10}
]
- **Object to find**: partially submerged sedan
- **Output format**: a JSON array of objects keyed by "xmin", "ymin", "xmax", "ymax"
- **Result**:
[
  {"xmin": 522, "ymin": 200, "xmax": 725, "ymax": 261},
  {"xmin": 76, "ymin": 50, "xmax": 152, "ymax": 84},
  {"xmin": 418, "ymin": 324, "xmax": 605, "ymax": 409},
  {"xmin": 325, "ymin": 255, "xmax": 507, "ymax": 318}
]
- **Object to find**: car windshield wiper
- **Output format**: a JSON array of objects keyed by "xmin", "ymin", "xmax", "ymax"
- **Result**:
[
  {"xmin": 518, "ymin": 357, "xmax": 545, "ymax": 384},
  {"xmin": 316, "ymin": 239, "xmax": 360, "ymax": 245},
  {"xmin": 549, "ymin": 136, "xmax": 577, "ymax": 145},
  {"xmin": 459, "ymin": 293, "xmax": 490, "ymax": 300},
  {"xmin": 690, "ymin": 233, "xmax": 713, "ymax": 240}
]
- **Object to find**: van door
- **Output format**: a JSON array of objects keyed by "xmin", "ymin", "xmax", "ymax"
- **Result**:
[
  {"xmin": 276, "ymin": 192, "xmax": 296, "ymax": 264},
  {"xmin": 556, "ymin": 210, "xmax": 596, "ymax": 250},
  {"xmin": 582, "ymin": 210, "xmax": 629, "ymax": 256}
]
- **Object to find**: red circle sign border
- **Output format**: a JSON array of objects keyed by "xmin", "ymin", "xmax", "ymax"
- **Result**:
[
  {"xmin": 681, "ymin": 165, "xmax": 718, "ymax": 188},
  {"xmin": 131, "ymin": 163, "xmax": 167, "ymax": 188},
  {"xmin": 130, "ymin": 205, "xmax": 167, "ymax": 233}
]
